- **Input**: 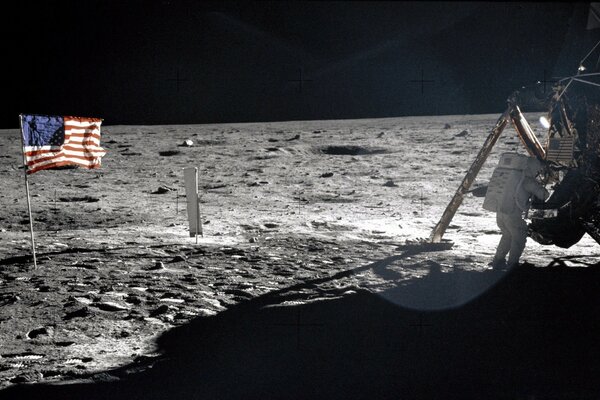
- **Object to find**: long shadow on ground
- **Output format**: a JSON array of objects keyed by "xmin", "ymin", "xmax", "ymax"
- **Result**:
[{"xmin": 2, "ymin": 256, "xmax": 600, "ymax": 400}]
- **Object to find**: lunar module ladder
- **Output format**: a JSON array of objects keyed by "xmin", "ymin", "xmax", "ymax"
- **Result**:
[{"xmin": 429, "ymin": 98, "xmax": 546, "ymax": 243}]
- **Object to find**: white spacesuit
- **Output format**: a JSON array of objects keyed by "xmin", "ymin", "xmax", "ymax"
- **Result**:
[{"xmin": 491, "ymin": 157, "xmax": 549, "ymax": 269}]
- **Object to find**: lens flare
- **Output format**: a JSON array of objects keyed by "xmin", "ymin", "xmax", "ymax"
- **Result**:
[{"xmin": 539, "ymin": 116, "xmax": 551, "ymax": 129}]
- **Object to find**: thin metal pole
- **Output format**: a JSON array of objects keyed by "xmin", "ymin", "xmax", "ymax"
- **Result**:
[
  {"xmin": 195, "ymin": 195, "xmax": 199, "ymax": 244},
  {"xmin": 19, "ymin": 114, "xmax": 38, "ymax": 269}
]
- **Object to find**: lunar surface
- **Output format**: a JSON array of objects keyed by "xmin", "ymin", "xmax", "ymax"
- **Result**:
[{"xmin": 0, "ymin": 114, "xmax": 598, "ymax": 398}]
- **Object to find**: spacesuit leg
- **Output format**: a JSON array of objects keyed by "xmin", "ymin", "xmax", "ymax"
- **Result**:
[
  {"xmin": 494, "ymin": 212, "xmax": 511, "ymax": 262},
  {"xmin": 506, "ymin": 213, "xmax": 528, "ymax": 266}
]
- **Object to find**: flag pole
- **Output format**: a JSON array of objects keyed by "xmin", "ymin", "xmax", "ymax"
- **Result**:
[{"xmin": 18, "ymin": 114, "xmax": 38, "ymax": 269}]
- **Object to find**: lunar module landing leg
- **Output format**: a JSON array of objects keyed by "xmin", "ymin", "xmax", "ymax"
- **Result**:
[{"xmin": 428, "ymin": 94, "xmax": 547, "ymax": 244}]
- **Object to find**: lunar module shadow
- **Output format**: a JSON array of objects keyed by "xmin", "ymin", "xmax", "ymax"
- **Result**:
[{"xmin": 2, "ymin": 253, "xmax": 600, "ymax": 400}]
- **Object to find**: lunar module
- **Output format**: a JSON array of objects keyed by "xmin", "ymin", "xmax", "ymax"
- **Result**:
[
  {"xmin": 526, "ymin": 70, "xmax": 600, "ymax": 248},
  {"xmin": 429, "ymin": 43, "xmax": 600, "ymax": 249}
]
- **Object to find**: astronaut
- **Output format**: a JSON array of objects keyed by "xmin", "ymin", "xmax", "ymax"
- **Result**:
[{"xmin": 490, "ymin": 156, "xmax": 549, "ymax": 269}]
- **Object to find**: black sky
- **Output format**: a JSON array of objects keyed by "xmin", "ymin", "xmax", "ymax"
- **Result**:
[{"xmin": 2, "ymin": 1, "xmax": 599, "ymax": 128}]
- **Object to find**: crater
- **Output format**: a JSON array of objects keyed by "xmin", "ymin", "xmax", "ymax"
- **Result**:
[{"xmin": 318, "ymin": 145, "xmax": 390, "ymax": 156}]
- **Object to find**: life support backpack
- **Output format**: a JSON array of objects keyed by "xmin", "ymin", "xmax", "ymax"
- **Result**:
[{"xmin": 482, "ymin": 153, "xmax": 530, "ymax": 212}]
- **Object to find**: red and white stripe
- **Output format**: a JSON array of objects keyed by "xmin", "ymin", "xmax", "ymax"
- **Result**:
[{"xmin": 24, "ymin": 116, "xmax": 106, "ymax": 174}]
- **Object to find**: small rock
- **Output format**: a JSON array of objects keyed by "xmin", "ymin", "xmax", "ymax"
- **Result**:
[
  {"xmin": 64, "ymin": 307, "xmax": 91, "ymax": 320},
  {"xmin": 455, "ymin": 129, "xmax": 469, "ymax": 137},
  {"xmin": 158, "ymin": 150, "xmax": 181, "ymax": 156},
  {"xmin": 121, "ymin": 151, "xmax": 142, "ymax": 156},
  {"xmin": 72, "ymin": 296, "xmax": 93, "ymax": 305},
  {"xmin": 180, "ymin": 139, "xmax": 194, "ymax": 147},
  {"xmin": 470, "ymin": 185, "xmax": 488, "ymax": 197},
  {"xmin": 95, "ymin": 301, "xmax": 129, "ymax": 312},
  {"xmin": 151, "ymin": 187, "xmax": 173, "ymax": 195},
  {"xmin": 168, "ymin": 255, "xmax": 186, "ymax": 263},
  {"xmin": 224, "ymin": 289, "xmax": 253, "ymax": 298},
  {"xmin": 160, "ymin": 314, "xmax": 175, "ymax": 323},
  {"xmin": 150, "ymin": 304, "xmax": 170, "ymax": 317},
  {"xmin": 27, "ymin": 327, "xmax": 50, "ymax": 339},
  {"xmin": 160, "ymin": 298, "xmax": 185, "ymax": 304},
  {"xmin": 1, "ymin": 294, "xmax": 20, "ymax": 304},
  {"xmin": 443, "ymin": 123, "xmax": 451, "ymax": 129},
  {"xmin": 55, "ymin": 341, "xmax": 75, "ymax": 347},
  {"xmin": 286, "ymin": 134, "xmax": 300, "ymax": 141},
  {"xmin": 125, "ymin": 295, "xmax": 142, "ymax": 305},
  {"xmin": 249, "ymin": 237, "xmax": 258, "ymax": 243},
  {"xmin": 383, "ymin": 180, "xmax": 398, "ymax": 187},
  {"xmin": 320, "ymin": 172, "xmax": 334, "ymax": 178},
  {"xmin": 149, "ymin": 261, "xmax": 165, "ymax": 270}
]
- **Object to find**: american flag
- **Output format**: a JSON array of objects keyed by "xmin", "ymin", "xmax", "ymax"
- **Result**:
[
  {"xmin": 545, "ymin": 136, "xmax": 574, "ymax": 164},
  {"xmin": 21, "ymin": 114, "xmax": 107, "ymax": 174}
]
